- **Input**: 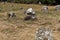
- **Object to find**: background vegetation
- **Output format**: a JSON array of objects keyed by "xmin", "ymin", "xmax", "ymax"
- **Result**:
[{"xmin": 0, "ymin": 0, "xmax": 60, "ymax": 5}]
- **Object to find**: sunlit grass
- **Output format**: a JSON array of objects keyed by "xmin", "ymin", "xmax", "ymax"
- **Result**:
[{"xmin": 0, "ymin": 2, "xmax": 59, "ymax": 40}]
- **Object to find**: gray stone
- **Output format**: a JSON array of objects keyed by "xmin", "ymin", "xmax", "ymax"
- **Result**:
[
  {"xmin": 41, "ymin": 6, "xmax": 49, "ymax": 13},
  {"xmin": 55, "ymin": 5, "xmax": 60, "ymax": 11},
  {"xmin": 35, "ymin": 27, "xmax": 53, "ymax": 40}
]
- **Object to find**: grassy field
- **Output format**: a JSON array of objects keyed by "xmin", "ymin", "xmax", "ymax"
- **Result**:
[{"xmin": 0, "ymin": 2, "xmax": 60, "ymax": 40}]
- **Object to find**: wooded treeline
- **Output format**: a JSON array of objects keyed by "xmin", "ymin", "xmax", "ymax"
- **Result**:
[{"xmin": 0, "ymin": 0, "xmax": 60, "ymax": 5}]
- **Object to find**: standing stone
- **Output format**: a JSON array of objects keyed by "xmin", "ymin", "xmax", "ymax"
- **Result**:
[
  {"xmin": 55, "ymin": 5, "xmax": 60, "ymax": 11},
  {"xmin": 24, "ymin": 8, "xmax": 36, "ymax": 20},
  {"xmin": 41, "ymin": 6, "xmax": 49, "ymax": 13},
  {"xmin": 39, "ymin": 1, "xmax": 41, "ymax": 5}
]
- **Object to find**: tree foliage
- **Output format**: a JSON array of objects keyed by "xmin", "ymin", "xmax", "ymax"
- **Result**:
[{"xmin": 0, "ymin": 0, "xmax": 60, "ymax": 5}]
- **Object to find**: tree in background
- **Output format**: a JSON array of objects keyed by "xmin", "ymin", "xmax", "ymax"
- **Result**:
[
  {"xmin": 38, "ymin": 0, "xmax": 56, "ymax": 5},
  {"xmin": 0, "ymin": 0, "xmax": 60, "ymax": 5},
  {"xmin": 55, "ymin": 0, "xmax": 60, "ymax": 4},
  {"xmin": 0, "ymin": 0, "xmax": 7, "ymax": 4}
]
